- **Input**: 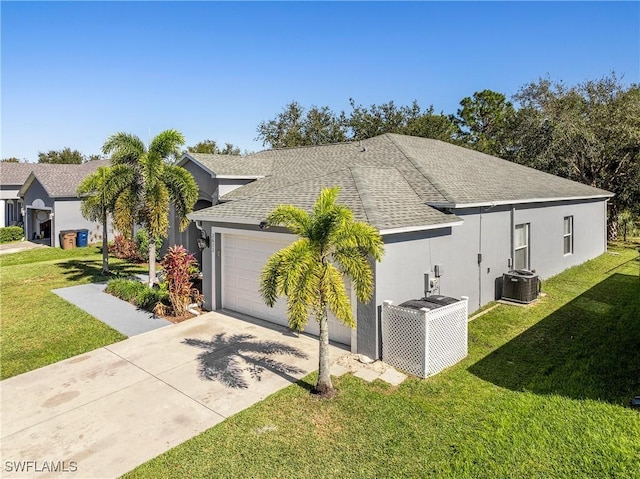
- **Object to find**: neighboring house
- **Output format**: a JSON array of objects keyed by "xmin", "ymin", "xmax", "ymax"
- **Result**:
[
  {"xmin": 168, "ymin": 153, "xmax": 271, "ymax": 266},
  {"xmin": 0, "ymin": 163, "xmax": 49, "ymax": 228},
  {"xmin": 186, "ymin": 133, "xmax": 612, "ymax": 359},
  {"xmin": 17, "ymin": 160, "xmax": 114, "ymax": 247}
]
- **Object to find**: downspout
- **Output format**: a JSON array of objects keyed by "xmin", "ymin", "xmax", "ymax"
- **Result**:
[
  {"xmin": 604, "ymin": 199, "xmax": 609, "ymax": 252},
  {"xmin": 478, "ymin": 207, "xmax": 482, "ymax": 309},
  {"xmin": 510, "ymin": 205, "xmax": 515, "ymax": 268}
]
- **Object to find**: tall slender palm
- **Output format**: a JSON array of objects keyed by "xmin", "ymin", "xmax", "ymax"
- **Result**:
[
  {"xmin": 102, "ymin": 130, "xmax": 198, "ymax": 285},
  {"xmin": 260, "ymin": 187, "xmax": 384, "ymax": 395},
  {"xmin": 77, "ymin": 166, "xmax": 127, "ymax": 274}
]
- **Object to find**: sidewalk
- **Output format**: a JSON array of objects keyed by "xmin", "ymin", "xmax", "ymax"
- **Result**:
[{"xmin": 52, "ymin": 283, "xmax": 171, "ymax": 336}]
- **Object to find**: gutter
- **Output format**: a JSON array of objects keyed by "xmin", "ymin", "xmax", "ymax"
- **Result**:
[{"xmin": 428, "ymin": 193, "xmax": 614, "ymax": 209}]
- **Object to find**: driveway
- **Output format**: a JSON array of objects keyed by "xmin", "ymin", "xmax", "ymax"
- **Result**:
[
  {"xmin": 0, "ymin": 312, "xmax": 348, "ymax": 478},
  {"xmin": 0, "ymin": 240, "xmax": 47, "ymax": 256}
]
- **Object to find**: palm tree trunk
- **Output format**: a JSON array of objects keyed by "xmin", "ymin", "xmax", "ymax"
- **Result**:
[
  {"xmin": 148, "ymin": 238, "xmax": 157, "ymax": 287},
  {"xmin": 101, "ymin": 212, "xmax": 109, "ymax": 275},
  {"xmin": 315, "ymin": 305, "xmax": 334, "ymax": 395}
]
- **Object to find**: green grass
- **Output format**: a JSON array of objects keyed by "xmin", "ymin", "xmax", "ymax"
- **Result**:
[
  {"xmin": 0, "ymin": 246, "xmax": 146, "ymax": 379},
  {"xmin": 126, "ymin": 245, "xmax": 640, "ymax": 479}
]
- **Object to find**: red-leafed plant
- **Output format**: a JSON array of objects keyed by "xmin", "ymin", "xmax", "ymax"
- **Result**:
[
  {"xmin": 108, "ymin": 235, "xmax": 141, "ymax": 261},
  {"xmin": 161, "ymin": 245, "xmax": 198, "ymax": 316}
]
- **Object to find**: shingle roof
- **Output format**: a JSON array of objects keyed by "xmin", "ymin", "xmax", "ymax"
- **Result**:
[
  {"xmin": 0, "ymin": 163, "xmax": 50, "ymax": 186},
  {"xmin": 17, "ymin": 160, "xmax": 110, "ymax": 198},
  {"xmin": 182, "ymin": 153, "xmax": 272, "ymax": 177},
  {"xmin": 385, "ymin": 134, "xmax": 612, "ymax": 205},
  {"xmin": 189, "ymin": 166, "xmax": 460, "ymax": 232},
  {"xmin": 189, "ymin": 133, "xmax": 612, "ymax": 232}
]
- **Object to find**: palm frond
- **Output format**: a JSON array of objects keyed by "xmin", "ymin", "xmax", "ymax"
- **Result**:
[
  {"xmin": 332, "ymin": 221, "xmax": 384, "ymax": 262},
  {"xmin": 264, "ymin": 205, "xmax": 312, "ymax": 237},
  {"xmin": 102, "ymin": 132, "xmax": 145, "ymax": 165},
  {"xmin": 332, "ymin": 247, "xmax": 374, "ymax": 303},
  {"xmin": 144, "ymin": 182, "xmax": 170, "ymax": 238},
  {"xmin": 312, "ymin": 186, "xmax": 340, "ymax": 218},
  {"xmin": 161, "ymin": 165, "xmax": 199, "ymax": 231},
  {"xmin": 260, "ymin": 251, "xmax": 286, "ymax": 307},
  {"xmin": 113, "ymin": 191, "xmax": 137, "ymax": 238},
  {"xmin": 322, "ymin": 263, "xmax": 355, "ymax": 327},
  {"xmin": 149, "ymin": 129, "xmax": 185, "ymax": 161}
]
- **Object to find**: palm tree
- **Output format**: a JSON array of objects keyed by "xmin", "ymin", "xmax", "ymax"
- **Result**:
[
  {"xmin": 260, "ymin": 187, "xmax": 384, "ymax": 395},
  {"xmin": 102, "ymin": 130, "xmax": 198, "ymax": 285},
  {"xmin": 77, "ymin": 166, "xmax": 123, "ymax": 274}
]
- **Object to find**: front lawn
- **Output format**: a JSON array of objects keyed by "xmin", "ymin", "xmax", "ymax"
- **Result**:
[
  {"xmin": 0, "ymin": 247, "xmax": 146, "ymax": 379},
  {"xmin": 126, "ymin": 245, "xmax": 640, "ymax": 478}
]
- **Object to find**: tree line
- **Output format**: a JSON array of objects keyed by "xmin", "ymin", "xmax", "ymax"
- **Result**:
[
  {"xmin": 255, "ymin": 73, "xmax": 640, "ymax": 239},
  {"xmin": 2, "ymin": 141, "xmax": 244, "ymax": 165}
]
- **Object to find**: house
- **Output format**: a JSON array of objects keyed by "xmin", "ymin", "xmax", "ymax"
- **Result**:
[
  {"xmin": 168, "ymin": 153, "xmax": 271, "ymax": 266},
  {"xmin": 16, "ymin": 160, "xmax": 114, "ymax": 247},
  {"xmin": 0, "ymin": 163, "xmax": 47, "ymax": 228},
  {"xmin": 185, "ymin": 133, "xmax": 612, "ymax": 359}
]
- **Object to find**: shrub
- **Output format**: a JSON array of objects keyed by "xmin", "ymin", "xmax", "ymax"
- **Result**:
[
  {"xmin": 105, "ymin": 278, "xmax": 168, "ymax": 312},
  {"xmin": 136, "ymin": 287, "xmax": 168, "ymax": 311},
  {"xmin": 105, "ymin": 279, "xmax": 144, "ymax": 303},
  {"xmin": 108, "ymin": 235, "xmax": 141, "ymax": 261},
  {"xmin": 0, "ymin": 226, "xmax": 24, "ymax": 243},
  {"xmin": 134, "ymin": 229, "xmax": 163, "ymax": 261},
  {"xmin": 161, "ymin": 245, "xmax": 197, "ymax": 316}
]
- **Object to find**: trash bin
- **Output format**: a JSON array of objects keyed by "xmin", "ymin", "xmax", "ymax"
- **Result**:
[
  {"xmin": 76, "ymin": 229, "xmax": 89, "ymax": 247},
  {"xmin": 60, "ymin": 230, "xmax": 77, "ymax": 250}
]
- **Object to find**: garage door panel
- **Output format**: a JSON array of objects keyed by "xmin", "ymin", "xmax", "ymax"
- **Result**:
[{"xmin": 222, "ymin": 234, "xmax": 351, "ymax": 346}]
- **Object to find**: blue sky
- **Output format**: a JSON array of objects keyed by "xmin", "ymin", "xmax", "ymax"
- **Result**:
[{"xmin": 2, "ymin": 1, "xmax": 639, "ymax": 162}]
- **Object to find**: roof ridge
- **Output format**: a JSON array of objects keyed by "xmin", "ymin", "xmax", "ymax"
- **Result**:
[
  {"xmin": 348, "ymin": 168, "xmax": 372, "ymax": 225},
  {"xmin": 383, "ymin": 134, "xmax": 454, "ymax": 203},
  {"xmin": 252, "ymin": 139, "xmax": 360, "ymax": 155}
]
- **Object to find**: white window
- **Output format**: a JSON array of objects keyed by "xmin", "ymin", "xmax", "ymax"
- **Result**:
[
  {"xmin": 563, "ymin": 216, "xmax": 573, "ymax": 255},
  {"xmin": 514, "ymin": 223, "xmax": 530, "ymax": 270}
]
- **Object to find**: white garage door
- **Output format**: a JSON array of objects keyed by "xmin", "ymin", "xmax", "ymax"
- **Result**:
[{"xmin": 222, "ymin": 233, "xmax": 352, "ymax": 346}]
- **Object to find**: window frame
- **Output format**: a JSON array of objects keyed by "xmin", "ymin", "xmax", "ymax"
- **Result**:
[
  {"xmin": 7, "ymin": 202, "xmax": 14, "ymax": 224},
  {"xmin": 563, "ymin": 216, "xmax": 574, "ymax": 255},
  {"xmin": 514, "ymin": 223, "xmax": 530, "ymax": 270}
]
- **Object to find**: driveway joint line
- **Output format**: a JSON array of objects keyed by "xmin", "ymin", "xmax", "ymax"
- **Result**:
[{"xmin": 104, "ymin": 346, "xmax": 229, "ymax": 419}]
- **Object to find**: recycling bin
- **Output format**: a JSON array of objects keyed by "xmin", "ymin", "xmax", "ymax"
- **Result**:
[{"xmin": 76, "ymin": 229, "xmax": 89, "ymax": 247}]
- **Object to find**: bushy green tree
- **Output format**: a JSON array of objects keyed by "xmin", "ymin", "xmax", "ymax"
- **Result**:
[
  {"xmin": 453, "ymin": 89, "xmax": 517, "ymax": 156},
  {"xmin": 187, "ymin": 140, "xmax": 241, "ymax": 155},
  {"xmin": 511, "ymin": 74, "xmax": 640, "ymax": 239},
  {"xmin": 38, "ymin": 147, "xmax": 85, "ymax": 164}
]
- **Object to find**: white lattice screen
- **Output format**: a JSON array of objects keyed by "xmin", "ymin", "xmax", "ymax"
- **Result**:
[{"xmin": 381, "ymin": 297, "xmax": 468, "ymax": 378}]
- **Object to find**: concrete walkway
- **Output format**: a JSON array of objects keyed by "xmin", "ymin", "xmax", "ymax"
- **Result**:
[
  {"xmin": 0, "ymin": 240, "xmax": 47, "ymax": 256},
  {"xmin": 0, "ymin": 312, "xmax": 348, "ymax": 478},
  {"xmin": 52, "ymin": 283, "xmax": 171, "ymax": 336}
]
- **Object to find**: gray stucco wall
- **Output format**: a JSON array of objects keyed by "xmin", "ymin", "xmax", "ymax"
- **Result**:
[
  {"xmin": 512, "ymin": 199, "xmax": 607, "ymax": 279},
  {"xmin": 23, "ymin": 180, "xmax": 54, "ymax": 210},
  {"xmin": 183, "ymin": 162, "xmax": 217, "ymax": 202},
  {"xmin": 375, "ymin": 199, "xmax": 608, "ymax": 315},
  {"xmin": 196, "ymin": 198, "xmax": 607, "ymax": 360},
  {"xmin": 53, "ymin": 199, "xmax": 114, "ymax": 248}
]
